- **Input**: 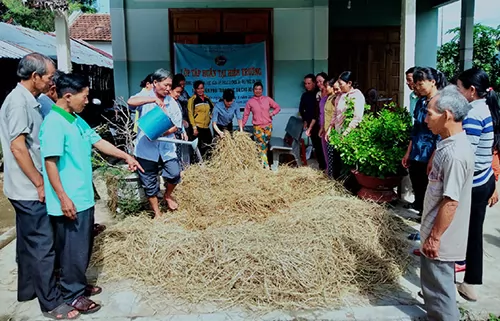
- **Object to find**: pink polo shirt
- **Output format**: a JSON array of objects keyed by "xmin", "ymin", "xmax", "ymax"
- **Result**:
[{"xmin": 242, "ymin": 96, "xmax": 281, "ymax": 127}]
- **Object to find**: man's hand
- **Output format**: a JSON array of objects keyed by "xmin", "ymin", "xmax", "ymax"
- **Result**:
[
  {"xmin": 305, "ymin": 128, "xmax": 311, "ymax": 137},
  {"xmin": 182, "ymin": 120, "xmax": 189, "ymax": 129},
  {"xmin": 303, "ymin": 121, "xmax": 308, "ymax": 130},
  {"xmin": 426, "ymin": 162, "xmax": 433, "ymax": 175},
  {"xmin": 125, "ymin": 155, "xmax": 144, "ymax": 173},
  {"xmin": 218, "ymin": 131, "xmax": 225, "ymax": 138},
  {"xmin": 489, "ymin": 188, "xmax": 499, "ymax": 207},
  {"xmin": 36, "ymin": 182, "xmax": 45, "ymax": 203},
  {"xmin": 422, "ymin": 235, "xmax": 440, "ymax": 259},
  {"xmin": 59, "ymin": 193, "xmax": 77, "ymax": 220},
  {"xmin": 193, "ymin": 127, "xmax": 198, "ymax": 136}
]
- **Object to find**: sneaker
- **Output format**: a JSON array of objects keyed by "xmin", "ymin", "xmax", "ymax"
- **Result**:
[{"xmin": 457, "ymin": 282, "xmax": 478, "ymax": 302}]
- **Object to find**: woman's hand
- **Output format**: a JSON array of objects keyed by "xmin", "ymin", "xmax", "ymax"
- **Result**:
[
  {"xmin": 193, "ymin": 127, "xmax": 199, "ymax": 136},
  {"xmin": 402, "ymin": 152, "xmax": 410, "ymax": 169},
  {"xmin": 489, "ymin": 188, "xmax": 499, "ymax": 207},
  {"xmin": 325, "ymin": 127, "xmax": 332, "ymax": 142},
  {"xmin": 318, "ymin": 128, "xmax": 325, "ymax": 138},
  {"xmin": 182, "ymin": 132, "xmax": 189, "ymax": 141},
  {"xmin": 154, "ymin": 97, "xmax": 165, "ymax": 108}
]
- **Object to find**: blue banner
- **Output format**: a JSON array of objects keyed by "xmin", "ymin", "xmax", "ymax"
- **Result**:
[{"xmin": 174, "ymin": 42, "xmax": 268, "ymax": 106}]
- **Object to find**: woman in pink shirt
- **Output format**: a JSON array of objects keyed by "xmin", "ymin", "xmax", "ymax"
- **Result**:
[{"xmin": 242, "ymin": 82, "xmax": 281, "ymax": 168}]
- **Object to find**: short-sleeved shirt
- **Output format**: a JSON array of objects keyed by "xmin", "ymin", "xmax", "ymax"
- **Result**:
[
  {"xmin": 0, "ymin": 84, "xmax": 43, "ymax": 200},
  {"xmin": 134, "ymin": 90, "xmax": 183, "ymax": 162},
  {"xmin": 38, "ymin": 93, "xmax": 54, "ymax": 119},
  {"xmin": 211, "ymin": 100, "xmax": 242, "ymax": 126},
  {"xmin": 40, "ymin": 105, "xmax": 102, "ymax": 216},
  {"xmin": 410, "ymin": 98, "xmax": 440, "ymax": 163},
  {"xmin": 420, "ymin": 131, "xmax": 474, "ymax": 261}
]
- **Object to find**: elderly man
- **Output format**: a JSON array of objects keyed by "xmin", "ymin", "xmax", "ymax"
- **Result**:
[
  {"xmin": 0, "ymin": 53, "xmax": 79, "ymax": 319},
  {"xmin": 420, "ymin": 85, "xmax": 474, "ymax": 321}
]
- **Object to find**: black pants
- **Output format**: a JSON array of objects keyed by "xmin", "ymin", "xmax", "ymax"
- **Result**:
[
  {"xmin": 464, "ymin": 174, "xmax": 495, "ymax": 285},
  {"xmin": 310, "ymin": 132, "xmax": 326, "ymax": 170},
  {"xmin": 327, "ymin": 145, "xmax": 342, "ymax": 180},
  {"xmin": 408, "ymin": 160, "xmax": 429, "ymax": 212},
  {"xmin": 196, "ymin": 127, "xmax": 213, "ymax": 160},
  {"xmin": 10, "ymin": 199, "xmax": 62, "ymax": 312},
  {"xmin": 52, "ymin": 207, "xmax": 95, "ymax": 303}
]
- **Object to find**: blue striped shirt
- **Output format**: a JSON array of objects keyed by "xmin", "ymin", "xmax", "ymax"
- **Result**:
[{"xmin": 463, "ymin": 98, "xmax": 494, "ymax": 187}]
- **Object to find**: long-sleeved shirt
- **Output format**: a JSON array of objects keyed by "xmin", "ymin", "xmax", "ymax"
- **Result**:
[
  {"xmin": 463, "ymin": 98, "xmax": 494, "ymax": 187},
  {"xmin": 331, "ymin": 89, "xmax": 365, "ymax": 133},
  {"xmin": 211, "ymin": 100, "xmax": 242, "ymax": 126},
  {"xmin": 318, "ymin": 95, "xmax": 328, "ymax": 130},
  {"xmin": 242, "ymin": 96, "xmax": 281, "ymax": 127},
  {"xmin": 187, "ymin": 94, "xmax": 214, "ymax": 129},
  {"xmin": 299, "ymin": 90, "xmax": 318, "ymax": 125}
]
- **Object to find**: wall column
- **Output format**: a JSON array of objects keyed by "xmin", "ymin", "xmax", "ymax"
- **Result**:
[
  {"xmin": 415, "ymin": 2, "xmax": 439, "ymax": 68},
  {"xmin": 110, "ymin": 0, "xmax": 130, "ymax": 100},
  {"xmin": 459, "ymin": 0, "xmax": 475, "ymax": 71},
  {"xmin": 312, "ymin": 0, "xmax": 328, "ymax": 74},
  {"xmin": 399, "ymin": 0, "xmax": 416, "ymax": 109}
]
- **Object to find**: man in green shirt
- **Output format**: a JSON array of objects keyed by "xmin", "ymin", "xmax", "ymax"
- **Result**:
[{"xmin": 40, "ymin": 73, "xmax": 143, "ymax": 314}]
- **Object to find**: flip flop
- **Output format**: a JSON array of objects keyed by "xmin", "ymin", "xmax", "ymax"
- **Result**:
[
  {"xmin": 407, "ymin": 232, "xmax": 421, "ymax": 241},
  {"xmin": 43, "ymin": 303, "xmax": 80, "ymax": 320},
  {"xmin": 455, "ymin": 263, "xmax": 466, "ymax": 273},
  {"xmin": 413, "ymin": 249, "xmax": 421, "ymax": 256},
  {"xmin": 70, "ymin": 296, "xmax": 101, "ymax": 315},
  {"xmin": 84, "ymin": 285, "xmax": 102, "ymax": 297}
]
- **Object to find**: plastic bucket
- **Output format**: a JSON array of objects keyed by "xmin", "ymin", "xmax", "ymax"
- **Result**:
[{"xmin": 137, "ymin": 106, "xmax": 174, "ymax": 140}]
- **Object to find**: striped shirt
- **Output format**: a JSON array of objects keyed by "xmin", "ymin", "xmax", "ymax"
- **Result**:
[{"xmin": 462, "ymin": 98, "xmax": 494, "ymax": 187}]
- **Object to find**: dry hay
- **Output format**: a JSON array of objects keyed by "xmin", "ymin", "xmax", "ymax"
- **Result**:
[{"xmin": 92, "ymin": 131, "xmax": 410, "ymax": 310}]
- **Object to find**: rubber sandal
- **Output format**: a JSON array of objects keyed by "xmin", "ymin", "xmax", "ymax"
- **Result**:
[
  {"xmin": 70, "ymin": 296, "xmax": 101, "ymax": 315},
  {"xmin": 84, "ymin": 285, "xmax": 102, "ymax": 297},
  {"xmin": 43, "ymin": 303, "xmax": 80, "ymax": 320},
  {"xmin": 413, "ymin": 249, "xmax": 421, "ymax": 256},
  {"xmin": 455, "ymin": 263, "xmax": 466, "ymax": 273},
  {"xmin": 407, "ymin": 233, "xmax": 420, "ymax": 241}
]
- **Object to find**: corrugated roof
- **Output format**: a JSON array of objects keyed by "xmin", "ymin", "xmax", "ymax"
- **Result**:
[
  {"xmin": 0, "ymin": 22, "xmax": 113, "ymax": 68},
  {"xmin": 70, "ymin": 14, "xmax": 111, "ymax": 41}
]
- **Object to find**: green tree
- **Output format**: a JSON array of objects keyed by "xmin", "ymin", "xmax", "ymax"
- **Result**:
[
  {"xmin": 0, "ymin": 0, "xmax": 96, "ymax": 32},
  {"xmin": 437, "ymin": 24, "xmax": 500, "ymax": 90}
]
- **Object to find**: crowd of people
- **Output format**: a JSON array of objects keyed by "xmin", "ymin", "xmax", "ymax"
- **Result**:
[{"xmin": 1, "ymin": 50, "xmax": 500, "ymax": 321}]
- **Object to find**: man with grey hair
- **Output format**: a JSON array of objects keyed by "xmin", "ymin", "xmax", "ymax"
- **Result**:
[
  {"xmin": 0, "ymin": 53, "xmax": 79, "ymax": 319},
  {"xmin": 420, "ymin": 85, "xmax": 474, "ymax": 321}
]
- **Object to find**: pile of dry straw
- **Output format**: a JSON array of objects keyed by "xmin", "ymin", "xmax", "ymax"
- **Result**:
[{"xmin": 92, "ymin": 131, "xmax": 409, "ymax": 310}]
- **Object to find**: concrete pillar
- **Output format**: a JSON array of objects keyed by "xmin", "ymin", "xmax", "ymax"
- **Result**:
[
  {"xmin": 110, "ymin": 0, "xmax": 130, "ymax": 100},
  {"xmin": 399, "ymin": 0, "xmax": 416, "ymax": 110},
  {"xmin": 54, "ymin": 11, "xmax": 72, "ymax": 73},
  {"xmin": 459, "ymin": 0, "xmax": 475, "ymax": 71},
  {"xmin": 415, "ymin": 2, "xmax": 439, "ymax": 68},
  {"xmin": 312, "ymin": 0, "xmax": 329, "ymax": 74}
]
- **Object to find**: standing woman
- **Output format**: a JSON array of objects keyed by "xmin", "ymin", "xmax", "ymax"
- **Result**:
[
  {"xmin": 327, "ymin": 71, "xmax": 366, "ymax": 179},
  {"xmin": 242, "ymin": 81, "xmax": 281, "ymax": 168},
  {"xmin": 187, "ymin": 80, "xmax": 214, "ymax": 159},
  {"xmin": 170, "ymin": 81, "xmax": 190, "ymax": 167},
  {"xmin": 323, "ymin": 78, "xmax": 341, "ymax": 178},
  {"xmin": 456, "ymin": 68, "xmax": 499, "ymax": 302},
  {"xmin": 127, "ymin": 69, "xmax": 183, "ymax": 218},
  {"xmin": 402, "ymin": 67, "xmax": 447, "ymax": 217},
  {"xmin": 316, "ymin": 72, "xmax": 329, "ymax": 171}
]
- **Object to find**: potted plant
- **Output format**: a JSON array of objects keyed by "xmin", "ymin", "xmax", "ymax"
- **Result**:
[{"xmin": 330, "ymin": 102, "xmax": 412, "ymax": 202}]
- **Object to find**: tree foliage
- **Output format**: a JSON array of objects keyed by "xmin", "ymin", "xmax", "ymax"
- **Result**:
[
  {"xmin": 0, "ymin": 0, "xmax": 96, "ymax": 32},
  {"xmin": 437, "ymin": 24, "xmax": 500, "ymax": 90}
]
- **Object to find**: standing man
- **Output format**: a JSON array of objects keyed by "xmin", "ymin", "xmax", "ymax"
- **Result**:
[
  {"xmin": 405, "ymin": 67, "xmax": 420, "ymax": 118},
  {"xmin": 40, "ymin": 72, "xmax": 143, "ymax": 314},
  {"xmin": 299, "ymin": 74, "xmax": 325, "ymax": 170},
  {"xmin": 420, "ymin": 85, "xmax": 474, "ymax": 321},
  {"xmin": 0, "ymin": 53, "xmax": 80, "ymax": 319}
]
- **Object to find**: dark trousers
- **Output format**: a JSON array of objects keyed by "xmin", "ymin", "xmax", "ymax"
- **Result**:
[
  {"xmin": 327, "ymin": 145, "xmax": 342, "ymax": 180},
  {"xmin": 408, "ymin": 160, "xmax": 429, "ymax": 212},
  {"xmin": 10, "ymin": 199, "xmax": 62, "ymax": 312},
  {"xmin": 310, "ymin": 132, "xmax": 326, "ymax": 170},
  {"xmin": 197, "ymin": 127, "xmax": 213, "ymax": 160},
  {"xmin": 464, "ymin": 175, "xmax": 495, "ymax": 285},
  {"xmin": 52, "ymin": 206, "xmax": 95, "ymax": 303}
]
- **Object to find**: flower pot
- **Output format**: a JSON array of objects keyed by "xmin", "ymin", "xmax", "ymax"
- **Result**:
[{"xmin": 351, "ymin": 169, "xmax": 402, "ymax": 203}]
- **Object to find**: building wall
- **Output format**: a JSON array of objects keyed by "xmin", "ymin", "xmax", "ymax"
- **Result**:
[
  {"xmin": 111, "ymin": 0, "xmax": 328, "ymax": 138},
  {"xmin": 87, "ymin": 41, "xmax": 113, "ymax": 55}
]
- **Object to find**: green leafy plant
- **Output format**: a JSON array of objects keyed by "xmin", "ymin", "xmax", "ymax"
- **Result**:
[
  {"xmin": 330, "ymin": 102, "xmax": 412, "ymax": 178},
  {"xmin": 437, "ymin": 23, "xmax": 500, "ymax": 91}
]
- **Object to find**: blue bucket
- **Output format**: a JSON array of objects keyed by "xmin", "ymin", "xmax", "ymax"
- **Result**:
[{"xmin": 137, "ymin": 106, "xmax": 174, "ymax": 140}]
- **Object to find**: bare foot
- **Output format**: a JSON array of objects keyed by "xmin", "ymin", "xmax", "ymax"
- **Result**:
[
  {"xmin": 165, "ymin": 197, "xmax": 178, "ymax": 211},
  {"xmin": 153, "ymin": 211, "xmax": 163, "ymax": 219}
]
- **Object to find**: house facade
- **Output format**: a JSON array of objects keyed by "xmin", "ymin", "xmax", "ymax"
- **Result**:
[{"xmin": 110, "ymin": 0, "xmax": 471, "ymax": 137}]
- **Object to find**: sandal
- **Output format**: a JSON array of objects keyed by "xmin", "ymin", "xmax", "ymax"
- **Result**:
[
  {"xmin": 84, "ymin": 285, "xmax": 102, "ymax": 297},
  {"xmin": 70, "ymin": 296, "xmax": 101, "ymax": 314},
  {"xmin": 407, "ymin": 232, "xmax": 421, "ymax": 241},
  {"xmin": 43, "ymin": 303, "xmax": 80, "ymax": 320}
]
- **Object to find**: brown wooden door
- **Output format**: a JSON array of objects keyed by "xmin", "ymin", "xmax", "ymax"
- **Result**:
[{"xmin": 329, "ymin": 27, "xmax": 400, "ymax": 105}]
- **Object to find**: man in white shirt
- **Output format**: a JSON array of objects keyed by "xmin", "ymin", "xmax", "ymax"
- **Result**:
[{"xmin": 420, "ymin": 85, "xmax": 474, "ymax": 321}]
